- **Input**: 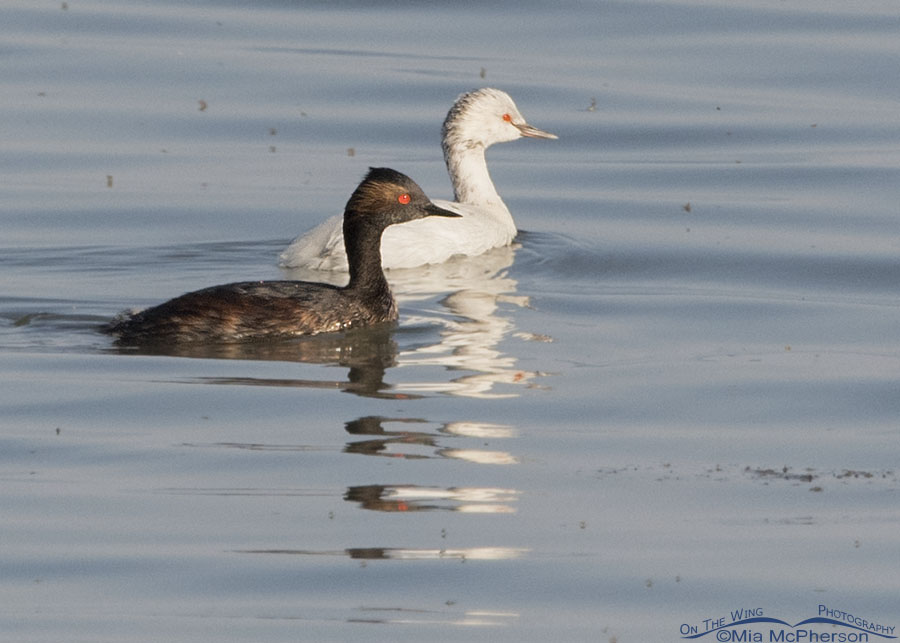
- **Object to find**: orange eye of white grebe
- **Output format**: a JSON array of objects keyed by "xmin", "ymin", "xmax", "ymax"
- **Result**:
[
  {"xmin": 397, "ymin": 193, "xmax": 411, "ymax": 205},
  {"xmin": 502, "ymin": 113, "xmax": 512, "ymax": 122}
]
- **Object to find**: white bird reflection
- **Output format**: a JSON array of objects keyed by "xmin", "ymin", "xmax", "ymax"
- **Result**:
[
  {"xmin": 343, "ymin": 416, "xmax": 517, "ymax": 464},
  {"xmin": 438, "ymin": 449, "xmax": 518, "ymax": 465},
  {"xmin": 239, "ymin": 546, "xmax": 529, "ymax": 561},
  {"xmin": 443, "ymin": 422, "xmax": 517, "ymax": 439},
  {"xmin": 345, "ymin": 484, "xmax": 520, "ymax": 513},
  {"xmin": 389, "ymin": 245, "xmax": 541, "ymax": 399},
  {"xmin": 350, "ymin": 606, "xmax": 519, "ymax": 628}
]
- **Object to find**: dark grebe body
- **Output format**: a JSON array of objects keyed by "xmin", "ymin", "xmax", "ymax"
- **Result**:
[{"xmin": 108, "ymin": 168, "xmax": 459, "ymax": 344}]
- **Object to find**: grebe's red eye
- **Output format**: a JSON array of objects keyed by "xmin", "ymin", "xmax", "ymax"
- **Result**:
[
  {"xmin": 397, "ymin": 193, "xmax": 411, "ymax": 205},
  {"xmin": 502, "ymin": 113, "xmax": 512, "ymax": 122}
]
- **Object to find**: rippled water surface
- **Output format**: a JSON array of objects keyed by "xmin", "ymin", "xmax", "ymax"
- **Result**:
[{"xmin": 2, "ymin": 1, "xmax": 899, "ymax": 640}]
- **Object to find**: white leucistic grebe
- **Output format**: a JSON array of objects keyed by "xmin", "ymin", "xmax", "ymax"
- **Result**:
[
  {"xmin": 108, "ymin": 168, "xmax": 460, "ymax": 344},
  {"xmin": 278, "ymin": 88, "xmax": 556, "ymax": 271}
]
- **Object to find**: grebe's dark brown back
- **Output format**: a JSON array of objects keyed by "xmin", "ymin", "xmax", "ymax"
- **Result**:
[{"xmin": 107, "ymin": 168, "xmax": 460, "ymax": 344}]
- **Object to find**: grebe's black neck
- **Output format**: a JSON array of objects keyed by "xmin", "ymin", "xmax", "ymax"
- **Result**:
[
  {"xmin": 339, "ymin": 167, "xmax": 461, "ymax": 302},
  {"xmin": 342, "ymin": 211, "xmax": 391, "ymax": 297}
]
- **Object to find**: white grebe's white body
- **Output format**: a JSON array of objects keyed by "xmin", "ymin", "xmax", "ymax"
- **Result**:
[{"xmin": 279, "ymin": 88, "xmax": 556, "ymax": 271}]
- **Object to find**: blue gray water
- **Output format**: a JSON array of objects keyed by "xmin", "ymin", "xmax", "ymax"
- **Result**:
[{"xmin": 2, "ymin": 1, "xmax": 899, "ymax": 640}]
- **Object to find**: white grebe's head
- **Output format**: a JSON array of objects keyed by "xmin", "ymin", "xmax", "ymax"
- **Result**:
[{"xmin": 441, "ymin": 88, "xmax": 557, "ymax": 154}]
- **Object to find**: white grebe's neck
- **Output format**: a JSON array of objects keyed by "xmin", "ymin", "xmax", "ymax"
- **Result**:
[
  {"xmin": 443, "ymin": 141, "xmax": 508, "ymax": 210},
  {"xmin": 439, "ymin": 87, "xmax": 555, "ymax": 215}
]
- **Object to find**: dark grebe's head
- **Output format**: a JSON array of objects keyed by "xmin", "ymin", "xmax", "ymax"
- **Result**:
[{"xmin": 343, "ymin": 167, "xmax": 460, "ymax": 229}]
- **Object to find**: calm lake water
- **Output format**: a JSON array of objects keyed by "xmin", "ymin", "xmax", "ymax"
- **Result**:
[{"xmin": 2, "ymin": 1, "xmax": 899, "ymax": 640}]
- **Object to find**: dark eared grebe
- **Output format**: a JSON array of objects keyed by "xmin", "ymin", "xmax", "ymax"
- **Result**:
[
  {"xmin": 108, "ymin": 168, "xmax": 460, "ymax": 344},
  {"xmin": 279, "ymin": 88, "xmax": 556, "ymax": 271}
]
